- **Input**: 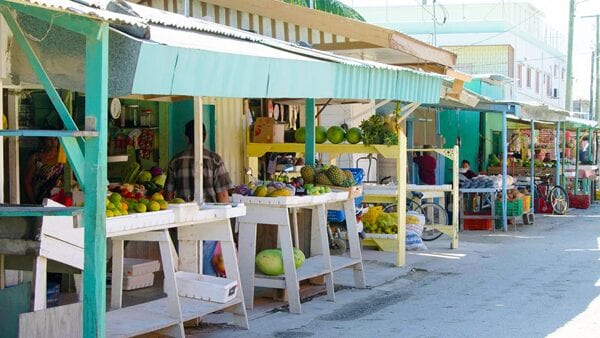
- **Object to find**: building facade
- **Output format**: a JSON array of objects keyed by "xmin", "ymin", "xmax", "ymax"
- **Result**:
[{"xmin": 349, "ymin": 1, "xmax": 567, "ymax": 109}]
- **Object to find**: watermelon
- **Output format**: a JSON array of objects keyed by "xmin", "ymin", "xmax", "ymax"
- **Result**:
[
  {"xmin": 295, "ymin": 127, "xmax": 306, "ymax": 143},
  {"xmin": 256, "ymin": 249, "xmax": 284, "ymax": 276},
  {"xmin": 327, "ymin": 126, "xmax": 346, "ymax": 144},
  {"xmin": 315, "ymin": 126, "xmax": 328, "ymax": 144}
]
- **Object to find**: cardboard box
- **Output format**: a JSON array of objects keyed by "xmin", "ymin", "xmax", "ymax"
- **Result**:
[{"xmin": 253, "ymin": 117, "xmax": 285, "ymax": 143}]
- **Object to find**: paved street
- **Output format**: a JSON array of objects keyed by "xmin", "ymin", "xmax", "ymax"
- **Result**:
[{"xmin": 193, "ymin": 205, "xmax": 600, "ymax": 338}]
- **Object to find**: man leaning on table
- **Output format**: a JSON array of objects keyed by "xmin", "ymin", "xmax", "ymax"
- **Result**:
[{"xmin": 165, "ymin": 120, "xmax": 234, "ymax": 276}]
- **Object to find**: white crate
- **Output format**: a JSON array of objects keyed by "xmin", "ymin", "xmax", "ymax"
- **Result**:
[
  {"xmin": 175, "ymin": 271, "xmax": 238, "ymax": 304},
  {"xmin": 123, "ymin": 258, "xmax": 160, "ymax": 276},
  {"xmin": 123, "ymin": 272, "xmax": 155, "ymax": 290}
]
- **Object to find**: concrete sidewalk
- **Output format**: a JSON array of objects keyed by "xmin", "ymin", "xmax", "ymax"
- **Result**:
[{"xmin": 189, "ymin": 206, "xmax": 600, "ymax": 337}]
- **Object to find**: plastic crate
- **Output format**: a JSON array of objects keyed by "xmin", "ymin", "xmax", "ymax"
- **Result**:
[
  {"xmin": 327, "ymin": 168, "xmax": 364, "ymax": 223},
  {"xmin": 569, "ymin": 194, "xmax": 589, "ymax": 209},
  {"xmin": 463, "ymin": 218, "xmax": 493, "ymax": 231},
  {"xmin": 494, "ymin": 199, "xmax": 523, "ymax": 216},
  {"xmin": 522, "ymin": 195, "xmax": 531, "ymax": 212},
  {"xmin": 47, "ymin": 282, "xmax": 60, "ymax": 308}
]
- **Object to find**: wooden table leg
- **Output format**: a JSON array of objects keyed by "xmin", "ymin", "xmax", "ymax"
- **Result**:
[
  {"xmin": 157, "ymin": 230, "xmax": 184, "ymax": 338},
  {"xmin": 342, "ymin": 200, "xmax": 366, "ymax": 288},
  {"xmin": 32, "ymin": 256, "xmax": 47, "ymax": 311},
  {"xmin": 217, "ymin": 219, "xmax": 249, "ymax": 329},
  {"xmin": 237, "ymin": 221, "xmax": 257, "ymax": 310},
  {"xmin": 279, "ymin": 213, "xmax": 303, "ymax": 313},
  {"xmin": 313, "ymin": 204, "xmax": 334, "ymax": 301},
  {"xmin": 110, "ymin": 238, "xmax": 124, "ymax": 310}
]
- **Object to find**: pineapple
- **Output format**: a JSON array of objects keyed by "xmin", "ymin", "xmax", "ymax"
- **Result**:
[
  {"xmin": 316, "ymin": 172, "xmax": 333, "ymax": 185},
  {"xmin": 326, "ymin": 166, "xmax": 346, "ymax": 186}
]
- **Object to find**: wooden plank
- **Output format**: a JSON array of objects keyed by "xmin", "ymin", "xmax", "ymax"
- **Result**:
[
  {"xmin": 7, "ymin": 93, "xmax": 20, "ymax": 204},
  {"xmin": 32, "ymin": 256, "xmax": 47, "ymax": 311},
  {"xmin": 19, "ymin": 303, "xmax": 82, "ymax": 338}
]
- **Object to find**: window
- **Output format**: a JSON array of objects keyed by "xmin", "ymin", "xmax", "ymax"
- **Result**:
[
  {"xmin": 546, "ymin": 74, "xmax": 552, "ymax": 97},
  {"xmin": 517, "ymin": 64, "xmax": 523, "ymax": 88},
  {"xmin": 526, "ymin": 67, "xmax": 532, "ymax": 88},
  {"xmin": 535, "ymin": 71, "xmax": 540, "ymax": 94},
  {"xmin": 553, "ymin": 65, "xmax": 558, "ymax": 78},
  {"xmin": 561, "ymin": 68, "xmax": 565, "ymax": 80}
]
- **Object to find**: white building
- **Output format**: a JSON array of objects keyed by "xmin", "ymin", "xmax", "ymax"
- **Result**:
[{"xmin": 345, "ymin": 1, "xmax": 567, "ymax": 108}]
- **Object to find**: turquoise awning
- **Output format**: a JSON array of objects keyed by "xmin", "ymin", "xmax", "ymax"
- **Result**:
[{"xmin": 9, "ymin": 0, "xmax": 444, "ymax": 103}]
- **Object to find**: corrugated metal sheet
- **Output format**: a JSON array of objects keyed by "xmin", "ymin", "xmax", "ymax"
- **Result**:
[{"xmin": 204, "ymin": 97, "xmax": 245, "ymax": 185}]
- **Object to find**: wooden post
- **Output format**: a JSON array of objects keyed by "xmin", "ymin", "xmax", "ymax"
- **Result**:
[
  {"xmin": 193, "ymin": 97, "xmax": 204, "ymax": 204},
  {"xmin": 82, "ymin": 22, "xmax": 109, "ymax": 338},
  {"xmin": 305, "ymin": 98, "xmax": 316, "ymax": 165},
  {"xmin": 396, "ymin": 130, "xmax": 407, "ymax": 266},
  {"xmin": 451, "ymin": 145, "xmax": 459, "ymax": 248},
  {"xmin": 7, "ymin": 93, "xmax": 19, "ymax": 203}
]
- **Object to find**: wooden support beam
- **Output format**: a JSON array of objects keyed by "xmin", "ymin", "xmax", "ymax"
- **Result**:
[
  {"xmin": 82, "ymin": 22, "xmax": 109, "ymax": 338},
  {"xmin": 7, "ymin": 94, "xmax": 19, "ymax": 204},
  {"xmin": 0, "ymin": 129, "xmax": 98, "ymax": 137}
]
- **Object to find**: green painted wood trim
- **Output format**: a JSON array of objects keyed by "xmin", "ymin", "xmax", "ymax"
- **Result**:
[
  {"xmin": 82, "ymin": 23, "xmax": 109, "ymax": 338},
  {"xmin": 2, "ymin": 1, "xmax": 100, "ymax": 36},
  {"xmin": 158, "ymin": 102, "xmax": 169, "ymax": 170},
  {"xmin": 575, "ymin": 127, "xmax": 580, "ymax": 193},
  {"xmin": 0, "ymin": 7, "xmax": 87, "ymax": 183},
  {"xmin": 0, "ymin": 129, "xmax": 97, "ymax": 137},
  {"xmin": 0, "ymin": 207, "xmax": 82, "ymax": 216},
  {"xmin": 305, "ymin": 99, "xmax": 316, "ymax": 165}
]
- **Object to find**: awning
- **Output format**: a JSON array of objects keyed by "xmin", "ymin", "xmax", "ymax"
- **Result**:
[{"xmin": 7, "ymin": 0, "xmax": 444, "ymax": 103}]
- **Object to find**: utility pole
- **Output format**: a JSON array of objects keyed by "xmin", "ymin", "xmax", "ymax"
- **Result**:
[
  {"xmin": 565, "ymin": 0, "xmax": 575, "ymax": 111},
  {"xmin": 590, "ymin": 52, "xmax": 594, "ymax": 119},
  {"xmin": 582, "ymin": 14, "xmax": 600, "ymax": 123},
  {"xmin": 596, "ymin": 15, "xmax": 599, "ymax": 123}
]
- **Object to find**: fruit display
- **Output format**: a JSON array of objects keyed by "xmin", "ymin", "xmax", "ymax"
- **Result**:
[
  {"xmin": 233, "ymin": 179, "xmax": 333, "ymax": 198},
  {"xmin": 301, "ymin": 164, "xmax": 357, "ymax": 188},
  {"xmin": 363, "ymin": 211, "xmax": 398, "ymax": 235},
  {"xmin": 106, "ymin": 164, "xmax": 170, "ymax": 218},
  {"xmin": 255, "ymin": 247, "xmax": 305, "ymax": 276},
  {"xmin": 293, "ymin": 125, "xmax": 362, "ymax": 144},
  {"xmin": 359, "ymin": 115, "xmax": 398, "ymax": 146}
]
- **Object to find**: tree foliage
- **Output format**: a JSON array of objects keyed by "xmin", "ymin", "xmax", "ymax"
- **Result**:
[{"xmin": 281, "ymin": 0, "xmax": 365, "ymax": 22}]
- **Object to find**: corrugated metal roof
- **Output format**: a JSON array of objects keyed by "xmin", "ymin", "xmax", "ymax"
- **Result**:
[
  {"xmin": 11, "ymin": 0, "xmax": 443, "ymax": 76},
  {"xmin": 8, "ymin": 0, "xmax": 445, "ymax": 102},
  {"xmin": 11, "ymin": 0, "xmax": 147, "ymax": 27}
]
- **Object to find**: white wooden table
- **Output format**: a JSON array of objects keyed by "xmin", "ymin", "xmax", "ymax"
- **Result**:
[
  {"xmin": 233, "ymin": 193, "xmax": 366, "ymax": 314},
  {"xmin": 106, "ymin": 204, "xmax": 249, "ymax": 337}
]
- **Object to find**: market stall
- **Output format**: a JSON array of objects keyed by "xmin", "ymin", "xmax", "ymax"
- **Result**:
[{"xmin": 0, "ymin": 0, "xmax": 446, "ymax": 335}]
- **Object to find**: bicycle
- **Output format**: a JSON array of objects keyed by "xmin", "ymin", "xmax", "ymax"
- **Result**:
[
  {"xmin": 382, "ymin": 192, "xmax": 448, "ymax": 241},
  {"xmin": 533, "ymin": 174, "xmax": 569, "ymax": 214}
]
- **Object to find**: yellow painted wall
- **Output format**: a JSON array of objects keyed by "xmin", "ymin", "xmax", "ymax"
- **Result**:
[{"xmin": 204, "ymin": 97, "xmax": 246, "ymax": 185}]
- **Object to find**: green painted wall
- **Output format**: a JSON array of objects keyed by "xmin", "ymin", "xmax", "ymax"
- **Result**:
[
  {"xmin": 439, "ymin": 109, "xmax": 481, "ymax": 183},
  {"xmin": 482, "ymin": 112, "xmax": 504, "ymax": 170},
  {"xmin": 168, "ymin": 100, "xmax": 215, "ymax": 159}
]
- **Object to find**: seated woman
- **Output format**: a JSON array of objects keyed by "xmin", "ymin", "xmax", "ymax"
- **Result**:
[
  {"xmin": 24, "ymin": 137, "xmax": 64, "ymax": 204},
  {"xmin": 460, "ymin": 160, "xmax": 478, "ymax": 179}
]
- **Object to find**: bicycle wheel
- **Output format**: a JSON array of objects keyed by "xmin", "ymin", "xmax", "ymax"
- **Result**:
[
  {"xmin": 382, "ymin": 199, "xmax": 422, "ymax": 214},
  {"xmin": 419, "ymin": 202, "xmax": 447, "ymax": 241},
  {"xmin": 548, "ymin": 185, "xmax": 569, "ymax": 215}
]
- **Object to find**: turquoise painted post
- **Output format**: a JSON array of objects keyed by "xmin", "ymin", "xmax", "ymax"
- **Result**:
[
  {"xmin": 501, "ymin": 111, "xmax": 507, "ymax": 231},
  {"xmin": 530, "ymin": 120, "xmax": 535, "ymax": 211},
  {"xmin": 555, "ymin": 122, "xmax": 561, "ymax": 186},
  {"xmin": 305, "ymin": 99, "xmax": 316, "ymax": 165},
  {"xmin": 82, "ymin": 23, "xmax": 109, "ymax": 338},
  {"xmin": 575, "ymin": 127, "xmax": 580, "ymax": 194},
  {"xmin": 562, "ymin": 123, "xmax": 567, "ymax": 187}
]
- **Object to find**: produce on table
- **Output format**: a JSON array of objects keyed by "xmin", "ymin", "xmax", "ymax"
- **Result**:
[
  {"xmin": 315, "ymin": 126, "xmax": 328, "ymax": 144},
  {"xmin": 327, "ymin": 126, "xmax": 346, "ymax": 144},
  {"xmin": 346, "ymin": 127, "xmax": 362, "ymax": 144},
  {"xmin": 255, "ymin": 248, "xmax": 305, "ymax": 276},
  {"xmin": 359, "ymin": 115, "xmax": 398, "ymax": 146},
  {"xmin": 362, "ymin": 211, "xmax": 398, "ymax": 234},
  {"xmin": 301, "ymin": 165, "xmax": 357, "ymax": 188},
  {"xmin": 295, "ymin": 127, "xmax": 306, "ymax": 143}
]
